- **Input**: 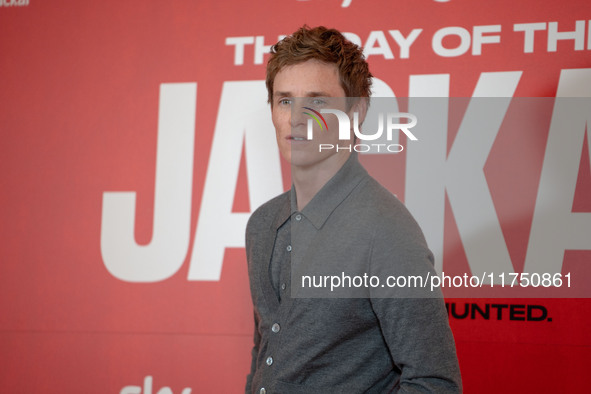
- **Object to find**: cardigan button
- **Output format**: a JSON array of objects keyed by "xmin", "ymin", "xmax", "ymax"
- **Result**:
[
  {"xmin": 259, "ymin": 388, "xmax": 266, "ymax": 394},
  {"xmin": 271, "ymin": 323, "xmax": 280, "ymax": 333}
]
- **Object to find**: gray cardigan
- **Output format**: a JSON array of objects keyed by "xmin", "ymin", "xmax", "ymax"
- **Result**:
[{"xmin": 245, "ymin": 154, "xmax": 462, "ymax": 393}]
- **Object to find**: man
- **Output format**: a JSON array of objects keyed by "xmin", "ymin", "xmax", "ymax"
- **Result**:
[{"xmin": 245, "ymin": 26, "xmax": 461, "ymax": 393}]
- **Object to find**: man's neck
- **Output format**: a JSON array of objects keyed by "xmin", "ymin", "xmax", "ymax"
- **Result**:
[{"xmin": 292, "ymin": 152, "xmax": 351, "ymax": 210}]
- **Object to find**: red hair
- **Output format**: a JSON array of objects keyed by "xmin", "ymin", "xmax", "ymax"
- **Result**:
[{"xmin": 266, "ymin": 25, "xmax": 372, "ymax": 105}]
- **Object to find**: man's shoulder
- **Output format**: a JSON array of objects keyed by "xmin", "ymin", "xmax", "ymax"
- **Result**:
[
  {"xmin": 246, "ymin": 190, "xmax": 290, "ymax": 233},
  {"xmin": 354, "ymin": 176, "xmax": 425, "ymax": 239},
  {"xmin": 357, "ymin": 176, "xmax": 410, "ymax": 217}
]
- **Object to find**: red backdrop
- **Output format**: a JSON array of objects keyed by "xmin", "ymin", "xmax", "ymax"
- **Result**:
[{"xmin": 1, "ymin": 0, "xmax": 590, "ymax": 393}]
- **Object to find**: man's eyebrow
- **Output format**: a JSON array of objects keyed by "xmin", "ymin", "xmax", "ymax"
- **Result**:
[
  {"xmin": 273, "ymin": 91, "xmax": 292, "ymax": 98},
  {"xmin": 306, "ymin": 92, "xmax": 331, "ymax": 97},
  {"xmin": 273, "ymin": 91, "xmax": 331, "ymax": 98}
]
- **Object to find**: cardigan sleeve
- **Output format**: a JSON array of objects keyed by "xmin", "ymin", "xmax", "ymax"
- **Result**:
[
  {"xmin": 245, "ymin": 311, "xmax": 260, "ymax": 393},
  {"xmin": 370, "ymin": 296, "xmax": 462, "ymax": 393},
  {"xmin": 368, "ymin": 199, "xmax": 462, "ymax": 393}
]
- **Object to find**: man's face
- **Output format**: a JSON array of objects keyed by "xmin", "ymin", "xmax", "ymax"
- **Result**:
[{"xmin": 271, "ymin": 59, "xmax": 351, "ymax": 172}]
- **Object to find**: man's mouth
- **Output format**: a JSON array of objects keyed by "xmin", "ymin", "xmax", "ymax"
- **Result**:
[{"xmin": 288, "ymin": 135, "xmax": 308, "ymax": 141}]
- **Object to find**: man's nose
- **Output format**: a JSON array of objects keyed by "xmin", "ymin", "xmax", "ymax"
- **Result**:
[{"xmin": 290, "ymin": 101, "xmax": 307, "ymax": 128}]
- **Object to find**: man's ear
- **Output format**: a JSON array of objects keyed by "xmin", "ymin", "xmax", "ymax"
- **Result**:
[{"xmin": 350, "ymin": 98, "xmax": 369, "ymax": 126}]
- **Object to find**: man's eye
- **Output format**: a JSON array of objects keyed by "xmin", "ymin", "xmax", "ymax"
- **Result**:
[
  {"xmin": 279, "ymin": 98, "xmax": 292, "ymax": 105},
  {"xmin": 311, "ymin": 98, "xmax": 326, "ymax": 106}
]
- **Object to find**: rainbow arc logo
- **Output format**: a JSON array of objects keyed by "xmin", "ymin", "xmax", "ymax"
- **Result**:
[{"xmin": 303, "ymin": 107, "xmax": 328, "ymax": 131}]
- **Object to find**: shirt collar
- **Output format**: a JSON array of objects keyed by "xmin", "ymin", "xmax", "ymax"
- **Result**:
[
  {"xmin": 271, "ymin": 191, "xmax": 292, "ymax": 231},
  {"xmin": 290, "ymin": 153, "xmax": 368, "ymax": 229}
]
